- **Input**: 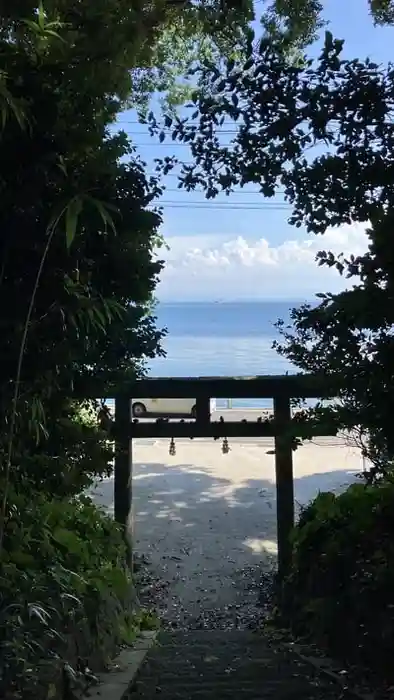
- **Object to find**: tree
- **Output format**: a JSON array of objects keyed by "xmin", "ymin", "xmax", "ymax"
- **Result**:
[
  {"xmin": 0, "ymin": 0, "xmax": 347, "ymax": 501},
  {"xmin": 0, "ymin": 4, "xmax": 167, "ymax": 500},
  {"xmin": 0, "ymin": 6, "xmax": 173, "ymax": 687},
  {"xmin": 260, "ymin": 1, "xmax": 324, "ymax": 46},
  {"xmin": 154, "ymin": 31, "xmax": 394, "ymax": 474},
  {"xmin": 259, "ymin": 0, "xmax": 394, "ymax": 43},
  {"xmin": 0, "ymin": 0, "xmax": 255, "ymax": 116},
  {"xmin": 0, "ymin": 4, "xmax": 268, "ymax": 695},
  {"xmin": 130, "ymin": 0, "xmax": 256, "ymax": 113},
  {"xmin": 371, "ymin": 0, "xmax": 394, "ymax": 23},
  {"xmin": 0, "ymin": 0, "xmax": 260, "ymax": 501}
]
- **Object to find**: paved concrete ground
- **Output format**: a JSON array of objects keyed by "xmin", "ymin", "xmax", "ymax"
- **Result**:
[{"xmin": 90, "ymin": 433, "xmax": 362, "ymax": 629}]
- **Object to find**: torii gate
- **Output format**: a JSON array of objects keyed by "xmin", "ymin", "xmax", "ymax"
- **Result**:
[{"xmin": 108, "ymin": 373, "xmax": 335, "ymax": 580}]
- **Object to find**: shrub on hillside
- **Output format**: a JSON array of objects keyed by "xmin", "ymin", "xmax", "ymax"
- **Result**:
[
  {"xmin": 7, "ymin": 399, "xmax": 114, "ymax": 499},
  {"xmin": 282, "ymin": 481, "xmax": 394, "ymax": 679},
  {"xmin": 0, "ymin": 489, "xmax": 147, "ymax": 699}
]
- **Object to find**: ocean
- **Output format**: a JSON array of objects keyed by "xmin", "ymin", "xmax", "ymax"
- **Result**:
[{"xmin": 148, "ymin": 301, "xmax": 299, "ymax": 409}]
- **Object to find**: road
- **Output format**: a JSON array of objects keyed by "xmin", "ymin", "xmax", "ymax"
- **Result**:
[{"xmin": 133, "ymin": 408, "xmax": 355, "ymax": 447}]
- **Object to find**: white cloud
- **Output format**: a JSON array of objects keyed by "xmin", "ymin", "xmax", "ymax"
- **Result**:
[{"xmin": 157, "ymin": 223, "xmax": 369, "ymax": 301}]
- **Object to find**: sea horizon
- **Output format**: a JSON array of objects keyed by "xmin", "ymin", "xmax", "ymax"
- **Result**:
[
  {"xmin": 147, "ymin": 300, "xmax": 302, "ymax": 408},
  {"xmin": 156, "ymin": 298, "xmax": 314, "ymax": 305}
]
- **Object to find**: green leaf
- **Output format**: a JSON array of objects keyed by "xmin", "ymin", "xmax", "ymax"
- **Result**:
[
  {"xmin": 37, "ymin": 1, "xmax": 46, "ymax": 31},
  {"xmin": 86, "ymin": 196, "xmax": 118, "ymax": 234},
  {"xmin": 9, "ymin": 550, "xmax": 36, "ymax": 567},
  {"xmin": 65, "ymin": 197, "xmax": 83, "ymax": 249},
  {"xmin": 243, "ymin": 57, "xmax": 254, "ymax": 72},
  {"xmin": 0, "ymin": 71, "xmax": 27, "ymax": 132},
  {"xmin": 22, "ymin": 19, "xmax": 41, "ymax": 34},
  {"xmin": 324, "ymin": 30, "xmax": 334, "ymax": 49},
  {"xmin": 52, "ymin": 527, "xmax": 84, "ymax": 556}
]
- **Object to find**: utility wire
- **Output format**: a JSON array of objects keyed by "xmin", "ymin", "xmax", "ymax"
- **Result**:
[
  {"xmin": 150, "ymin": 202, "xmax": 292, "ymax": 210},
  {"xmin": 148, "ymin": 171, "xmax": 287, "ymax": 188},
  {"xmin": 158, "ymin": 187, "xmax": 287, "ymax": 194},
  {"xmin": 115, "ymin": 125, "xmax": 242, "ymax": 133},
  {"xmin": 127, "ymin": 142, "xmax": 236, "ymax": 146},
  {"xmin": 115, "ymin": 120, "xmax": 238, "ymax": 127},
  {"xmin": 114, "ymin": 119, "xmax": 345, "ymax": 128}
]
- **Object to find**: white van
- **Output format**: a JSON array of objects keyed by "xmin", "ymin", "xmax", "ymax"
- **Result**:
[{"xmin": 131, "ymin": 398, "xmax": 216, "ymax": 418}]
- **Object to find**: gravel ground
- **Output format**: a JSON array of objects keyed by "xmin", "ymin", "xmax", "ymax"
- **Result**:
[
  {"xmin": 135, "ymin": 553, "xmax": 276, "ymax": 630},
  {"xmin": 89, "ymin": 436, "xmax": 360, "ymax": 631},
  {"xmin": 125, "ymin": 438, "xmax": 359, "ymax": 631}
]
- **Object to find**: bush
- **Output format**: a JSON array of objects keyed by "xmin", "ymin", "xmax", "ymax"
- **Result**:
[
  {"xmin": 0, "ymin": 489, "xmax": 146, "ymax": 699},
  {"xmin": 282, "ymin": 481, "xmax": 394, "ymax": 680},
  {"xmin": 7, "ymin": 399, "xmax": 114, "ymax": 499}
]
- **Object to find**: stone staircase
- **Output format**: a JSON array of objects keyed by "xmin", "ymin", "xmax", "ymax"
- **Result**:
[{"xmin": 125, "ymin": 630, "xmax": 343, "ymax": 700}]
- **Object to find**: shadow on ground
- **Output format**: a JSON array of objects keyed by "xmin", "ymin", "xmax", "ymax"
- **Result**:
[{"xmin": 89, "ymin": 459, "xmax": 357, "ymax": 629}]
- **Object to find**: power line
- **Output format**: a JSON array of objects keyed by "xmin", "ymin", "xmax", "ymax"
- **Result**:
[
  {"xmin": 128, "ymin": 142, "xmax": 235, "ymax": 147},
  {"xmin": 159, "ymin": 199, "xmax": 290, "ymax": 205},
  {"xmin": 116, "ymin": 132, "xmax": 332, "ymax": 151},
  {"xmin": 148, "ymin": 171, "xmax": 287, "ymax": 188},
  {"xmin": 150, "ymin": 201, "xmax": 292, "ymax": 210},
  {"xmin": 115, "ymin": 120, "xmax": 230, "ymax": 127},
  {"xmin": 116, "ymin": 124, "xmax": 241, "ymax": 133},
  {"xmin": 159, "ymin": 187, "xmax": 287, "ymax": 195},
  {"xmin": 148, "ymin": 177, "xmax": 288, "ymax": 195},
  {"xmin": 115, "ymin": 119, "xmax": 344, "ymax": 128},
  {"xmin": 146, "ymin": 160, "xmax": 243, "ymax": 166}
]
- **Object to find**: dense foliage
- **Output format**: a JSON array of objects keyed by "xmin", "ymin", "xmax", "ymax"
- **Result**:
[
  {"xmin": 260, "ymin": 0, "xmax": 394, "ymax": 43},
  {"xmin": 0, "ymin": 2, "xmax": 168, "ymax": 501},
  {"xmin": 11, "ymin": 1, "xmax": 394, "ymax": 695},
  {"xmin": 282, "ymin": 481, "xmax": 394, "ymax": 681},
  {"xmin": 260, "ymin": 0, "xmax": 324, "ymax": 46},
  {"xmin": 0, "ymin": 0, "xmax": 255, "ymax": 114},
  {"xmin": 0, "ymin": 490, "xmax": 157, "ymax": 699},
  {"xmin": 0, "ymin": 1, "xmax": 256, "ymax": 695},
  {"xmin": 153, "ymin": 31, "xmax": 394, "ymax": 475}
]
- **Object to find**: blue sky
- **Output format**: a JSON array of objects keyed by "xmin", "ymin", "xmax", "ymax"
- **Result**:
[{"xmin": 117, "ymin": 0, "xmax": 394, "ymax": 301}]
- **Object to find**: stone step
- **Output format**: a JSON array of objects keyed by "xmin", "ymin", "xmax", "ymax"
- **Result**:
[
  {"xmin": 158, "ymin": 630, "xmax": 264, "ymax": 643},
  {"xmin": 125, "ymin": 630, "xmax": 342, "ymax": 700}
]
